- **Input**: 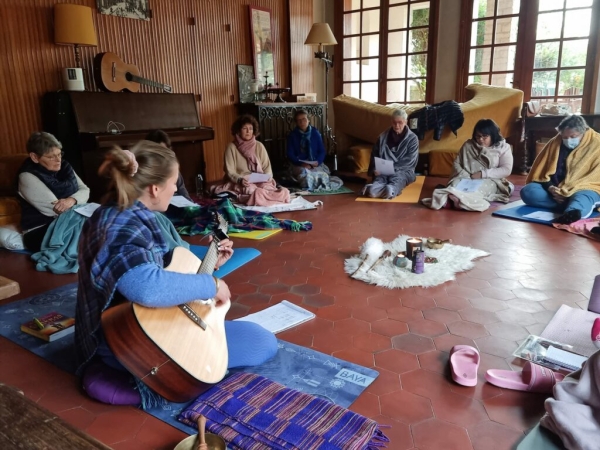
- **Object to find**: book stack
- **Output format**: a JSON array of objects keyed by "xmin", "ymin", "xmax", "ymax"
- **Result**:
[{"xmin": 20, "ymin": 312, "xmax": 75, "ymax": 342}]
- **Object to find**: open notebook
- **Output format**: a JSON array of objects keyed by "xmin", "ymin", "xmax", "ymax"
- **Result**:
[{"xmin": 234, "ymin": 301, "xmax": 315, "ymax": 334}]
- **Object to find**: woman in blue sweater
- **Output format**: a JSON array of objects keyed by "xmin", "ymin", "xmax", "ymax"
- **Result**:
[
  {"xmin": 286, "ymin": 109, "xmax": 343, "ymax": 191},
  {"xmin": 75, "ymin": 141, "xmax": 277, "ymax": 407}
]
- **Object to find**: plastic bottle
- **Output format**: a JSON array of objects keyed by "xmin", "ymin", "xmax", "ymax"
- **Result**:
[{"xmin": 195, "ymin": 174, "xmax": 204, "ymax": 198}]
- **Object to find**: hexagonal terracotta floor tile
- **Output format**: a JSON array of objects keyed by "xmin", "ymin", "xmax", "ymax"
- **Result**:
[
  {"xmin": 388, "ymin": 306, "xmax": 424, "ymax": 322},
  {"xmin": 365, "ymin": 367, "xmax": 402, "ymax": 396},
  {"xmin": 392, "ymin": 333, "xmax": 435, "ymax": 354},
  {"xmin": 372, "ymin": 415, "xmax": 413, "ymax": 450},
  {"xmin": 430, "ymin": 391, "xmax": 489, "ymax": 427},
  {"xmin": 380, "ymin": 390, "xmax": 433, "ymax": 424},
  {"xmin": 468, "ymin": 420, "xmax": 524, "ymax": 450},
  {"xmin": 433, "ymin": 334, "xmax": 477, "ymax": 353},
  {"xmin": 353, "ymin": 331, "xmax": 392, "ymax": 352},
  {"xmin": 408, "ymin": 319, "xmax": 448, "ymax": 337},
  {"xmin": 401, "ymin": 369, "xmax": 454, "ymax": 400},
  {"xmin": 352, "ymin": 306, "xmax": 388, "ymax": 322},
  {"xmin": 371, "ymin": 318, "xmax": 409, "ymax": 337},
  {"xmin": 374, "ymin": 349, "xmax": 420, "ymax": 374},
  {"xmin": 483, "ymin": 390, "xmax": 548, "ymax": 432},
  {"xmin": 485, "ymin": 321, "xmax": 529, "ymax": 341},
  {"xmin": 412, "ymin": 418, "xmax": 474, "ymax": 450},
  {"xmin": 447, "ymin": 321, "xmax": 489, "ymax": 340},
  {"xmin": 417, "ymin": 350, "xmax": 449, "ymax": 374},
  {"xmin": 458, "ymin": 307, "xmax": 500, "ymax": 325},
  {"xmin": 423, "ymin": 307, "xmax": 461, "ymax": 324}
]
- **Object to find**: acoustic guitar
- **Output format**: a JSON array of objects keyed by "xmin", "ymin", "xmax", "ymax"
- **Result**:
[
  {"xmin": 101, "ymin": 214, "xmax": 229, "ymax": 403},
  {"xmin": 94, "ymin": 52, "xmax": 173, "ymax": 93}
]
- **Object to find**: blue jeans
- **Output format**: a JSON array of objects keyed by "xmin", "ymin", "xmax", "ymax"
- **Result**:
[{"xmin": 520, "ymin": 183, "xmax": 600, "ymax": 218}]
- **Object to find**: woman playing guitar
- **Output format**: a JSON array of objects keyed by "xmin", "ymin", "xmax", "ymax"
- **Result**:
[{"xmin": 74, "ymin": 141, "xmax": 277, "ymax": 407}]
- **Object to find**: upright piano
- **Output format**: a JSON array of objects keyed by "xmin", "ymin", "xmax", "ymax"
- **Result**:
[{"xmin": 42, "ymin": 92, "xmax": 214, "ymax": 201}]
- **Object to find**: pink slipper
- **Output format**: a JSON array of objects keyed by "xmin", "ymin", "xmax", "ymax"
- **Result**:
[
  {"xmin": 450, "ymin": 345, "xmax": 480, "ymax": 387},
  {"xmin": 485, "ymin": 361, "xmax": 565, "ymax": 393},
  {"xmin": 592, "ymin": 318, "xmax": 600, "ymax": 350}
]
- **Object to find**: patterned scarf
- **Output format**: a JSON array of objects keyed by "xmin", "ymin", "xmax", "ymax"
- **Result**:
[
  {"xmin": 179, "ymin": 372, "xmax": 389, "ymax": 450},
  {"xmin": 235, "ymin": 135, "xmax": 263, "ymax": 173},
  {"xmin": 75, "ymin": 201, "xmax": 169, "ymax": 374},
  {"xmin": 298, "ymin": 125, "xmax": 314, "ymax": 161}
]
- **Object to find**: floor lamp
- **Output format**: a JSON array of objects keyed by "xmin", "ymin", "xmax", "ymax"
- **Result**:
[{"xmin": 305, "ymin": 23, "xmax": 338, "ymax": 170}]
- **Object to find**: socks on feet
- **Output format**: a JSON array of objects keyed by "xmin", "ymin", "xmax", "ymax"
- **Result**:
[{"xmin": 552, "ymin": 209, "xmax": 582, "ymax": 225}]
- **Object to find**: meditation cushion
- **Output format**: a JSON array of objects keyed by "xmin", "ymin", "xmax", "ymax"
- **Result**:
[
  {"xmin": 0, "ymin": 224, "xmax": 24, "ymax": 250},
  {"xmin": 82, "ymin": 361, "xmax": 141, "ymax": 406},
  {"xmin": 0, "ymin": 154, "xmax": 28, "ymax": 226},
  {"xmin": 428, "ymin": 150, "xmax": 458, "ymax": 177}
]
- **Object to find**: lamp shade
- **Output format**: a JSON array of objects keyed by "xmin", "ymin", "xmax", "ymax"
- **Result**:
[
  {"xmin": 304, "ymin": 23, "xmax": 337, "ymax": 46},
  {"xmin": 54, "ymin": 4, "xmax": 98, "ymax": 46}
]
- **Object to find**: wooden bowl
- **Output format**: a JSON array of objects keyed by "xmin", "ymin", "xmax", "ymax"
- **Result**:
[
  {"xmin": 426, "ymin": 238, "xmax": 451, "ymax": 249},
  {"xmin": 174, "ymin": 433, "xmax": 227, "ymax": 450}
]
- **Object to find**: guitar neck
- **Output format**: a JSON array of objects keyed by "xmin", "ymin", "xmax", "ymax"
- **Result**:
[
  {"xmin": 129, "ymin": 74, "xmax": 169, "ymax": 91},
  {"xmin": 198, "ymin": 241, "xmax": 219, "ymax": 276}
]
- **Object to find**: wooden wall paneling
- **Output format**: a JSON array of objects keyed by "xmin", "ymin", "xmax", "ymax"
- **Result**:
[
  {"xmin": 288, "ymin": 0, "xmax": 314, "ymax": 96},
  {"xmin": 0, "ymin": 0, "xmax": 293, "ymax": 183}
]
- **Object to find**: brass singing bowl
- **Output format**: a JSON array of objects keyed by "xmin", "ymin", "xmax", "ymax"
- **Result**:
[
  {"xmin": 426, "ymin": 238, "xmax": 452, "ymax": 249},
  {"xmin": 174, "ymin": 433, "xmax": 227, "ymax": 450}
]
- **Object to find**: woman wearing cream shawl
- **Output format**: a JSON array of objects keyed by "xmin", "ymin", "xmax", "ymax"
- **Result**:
[
  {"xmin": 210, "ymin": 115, "xmax": 290, "ymax": 206},
  {"xmin": 521, "ymin": 115, "xmax": 600, "ymax": 224},
  {"xmin": 423, "ymin": 119, "xmax": 513, "ymax": 211}
]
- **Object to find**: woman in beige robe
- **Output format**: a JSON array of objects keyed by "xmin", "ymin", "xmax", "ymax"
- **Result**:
[
  {"xmin": 422, "ymin": 119, "xmax": 513, "ymax": 211},
  {"xmin": 210, "ymin": 115, "xmax": 290, "ymax": 206}
]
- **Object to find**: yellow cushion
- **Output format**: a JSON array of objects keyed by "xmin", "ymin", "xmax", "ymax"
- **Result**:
[
  {"xmin": 349, "ymin": 144, "xmax": 372, "ymax": 173},
  {"xmin": 0, "ymin": 197, "xmax": 20, "ymax": 226},
  {"xmin": 429, "ymin": 150, "xmax": 457, "ymax": 177}
]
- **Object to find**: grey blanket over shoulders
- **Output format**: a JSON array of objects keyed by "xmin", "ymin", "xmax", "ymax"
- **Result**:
[
  {"xmin": 540, "ymin": 350, "xmax": 600, "ymax": 450},
  {"xmin": 369, "ymin": 128, "xmax": 419, "ymax": 177}
]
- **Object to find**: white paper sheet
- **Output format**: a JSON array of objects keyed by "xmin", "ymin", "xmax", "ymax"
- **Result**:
[
  {"xmin": 248, "ymin": 172, "xmax": 271, "ymax": 183},
  {"xmin": 169, "ymin": 195, "xmax": 196, "ymax": 208},
  {"xmin": 374, "ymin": 157, "xmax": 395, "ymax": 176},
  {"xmin": 523, "ymin": 210, "xmax": 559, "ymax": 221},
  {"xmin": 236, "ymin": 196, "xmax": 321, "ymax": 213},
  {"xmin": 454, "ymin": 179, "xmax": 484, "ymax": 193},
  {"xmin": 74, "ymin": 203, "xmax": 100, "ymax": 218},
  {"xmin": 234, "ymin": 300, "xmax": 315, "ymax": 333},
  {"xmin": 299, "ymin": 160, "xmax": 318, "ymax": 167}
]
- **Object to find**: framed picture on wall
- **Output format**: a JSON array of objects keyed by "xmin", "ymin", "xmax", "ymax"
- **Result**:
[
  {"xmin": 97, "ymin": 0, "xmax": 150, "ymax": 20},
  {"xmin": 249, "ymin": 6, "xmax": 275, "ymax": 87}
]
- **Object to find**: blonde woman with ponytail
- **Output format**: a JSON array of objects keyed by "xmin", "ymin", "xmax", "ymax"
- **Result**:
[{"xmin": 74, "ymin": 141, "xmax": 277, "ymax": 407}]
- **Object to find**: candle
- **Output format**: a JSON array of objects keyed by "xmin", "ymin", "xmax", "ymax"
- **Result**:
[
  {"xmin": 406, "ymin": 238, "xmax": 423, "ymax": 260},
  {"xmin": 393, "ymin": 252, "xmax": 408, "ymax": 268},
  {"xmin": 412, "ymin": 250, "xmax": 425, "ymax": 274}
]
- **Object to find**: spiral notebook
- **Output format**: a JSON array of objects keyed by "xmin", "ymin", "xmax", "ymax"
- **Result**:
[{"xmin": 543, "ymin": 346, "xmax": 588, "ymax": 372}]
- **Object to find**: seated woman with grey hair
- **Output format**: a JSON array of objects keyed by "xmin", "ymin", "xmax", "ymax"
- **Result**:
[
  {"xmin": 18, "ymin": 132, "xmax": 89, "ymax": 251},
  {"xmin": 521, "ymin": 115, "xmax": 600, "ymax": 224},
  {"xmin": 362, "ymin": 109, "xmax": 419, "ymax": 199}
]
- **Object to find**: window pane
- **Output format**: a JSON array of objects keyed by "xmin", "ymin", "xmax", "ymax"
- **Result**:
[
  {"xmin": 536, "ymin": 12, "xmax": 563, "ymax": 40},
  {"xmin": 343, "ymin": 0, "xmax": 361, "ymax": 11},
  {"xmin": 363, "ymin": 9, "xmax": 380, "ymax": 33},
  {"xmin": 343, "ymin": 82, "xmax": 360, "ymax": 97},
  {"xmin": 496, "ymin": 0, "xmax": 520, "ymax": 15},
  {"xmin": 387, "ymin": 80, "xmax": 406, "ymax": 102},
  {"xmin": 492, "ymin": 45, "xmax": 516, "ymax": 71},
  {"xmin": 362, "ymin": 34, "xmax": 380, "ymax": 58},
  {"xmin": 387, "ymin": 56, "xmax": 407, "ymax": 78},
  {"xmin": 471, "ymin": 20, "xmax": 493, "ymax": 46},
  {"xmin": 362, "ymin": 82, "xmax": 379, "ymax": 102},
  {"xmin": 563, "ymin": 9, "xmax": 592, "ymax": 38},
  {"xmin": 491, "ymin": 72, "xmax": 514, "ymax": 88},
  {"xmin": 390, "ymin": 0, "xmax": 408, "ymax": 4},
  {"xmin": 469, "ymin": 74, "xmax": 488, "ymax": 84},
  {"xmin": 472, "ymin": 0, "xmax": 495, "ymax": 19},
  {"xmin": 469, "ymin": 48, "xmax": 491, "ymax": 72},
  {"xmin": 361, "ymin": 58, "xmax": 379, "ymax": 80},
  {"xmin": 409, "ymin": 54, "xmax": 427, "ymax": 78},
  {"xmin": 344, "ymin": 37, "xmax": 361, "ymax": 59},
  {"xmin": 495, "ymin": 17, "xmax": 519, "ymax": 44},
  {"xmin": 566, "ymin": 0, "xmax": 593, "ymax": 6},
  {"xmin": 532, "ymin": 70, "xmax": 558, "ymax": 96},
  {"xmin": 388, "ymin": 30, "xmax": 407, "ymax": 54},
  {"xmin": 344, "ymin": 12, "xmax": 361, "ymax": 34},
  {"xmin": 410, "ymin": 2, "xmax": 429, "ymax": 27},
  {"xmin": 539, "ymin": 0, "xmax": 565, "ymax": 11},
  {"xmin": 408, "ymin": 79, "xmax": 426, "ymax": 101},
  {"xmin": 534, "ymin": 42, "xmax": 560, "ymax": 68},
  {"xmin": 343, "ymin": 60, "xmax": 361, "ymax": 82},
  {"xmin": 559, "ymin": 69, "xmax": 585, "ymax": 95},
  {"xmin": 363, "ymin": 0, "xmax": 380, "ymax": 8},
  {"xmin": 561, "ymin": 39, "xmax": 588, "ymax": 67},
  {"xmin": 409, "ymin": 28, "xmax": 429, "ymax": 52},
  {"xmin": 389, "ymin": 5, "xmax": 408, "ymax": 30}
]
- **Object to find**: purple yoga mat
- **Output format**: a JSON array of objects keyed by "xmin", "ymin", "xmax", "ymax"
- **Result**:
[{"xmin": 589, "ymin": 275, "xmax": 600, "ymax": 314}]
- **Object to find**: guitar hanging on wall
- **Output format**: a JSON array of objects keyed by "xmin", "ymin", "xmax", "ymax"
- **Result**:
[{"xmin": 94, "ymin": 52, "xmax": 173, "ymax": 93}]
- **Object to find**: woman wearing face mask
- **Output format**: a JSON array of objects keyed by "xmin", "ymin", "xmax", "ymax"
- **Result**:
[{"xmin": 521, "ymin": 115, "xmax": 600, "ymax": 224}]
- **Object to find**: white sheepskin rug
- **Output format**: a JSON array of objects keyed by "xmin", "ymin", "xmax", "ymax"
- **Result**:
[{"xmin": 344, "ymin": 235, "xmax": 490, "ymax": 289}]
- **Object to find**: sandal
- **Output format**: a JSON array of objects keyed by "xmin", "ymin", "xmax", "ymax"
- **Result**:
[{"xmin": 485, "ymin": 361, "xmax": 564, "ymax": 393}]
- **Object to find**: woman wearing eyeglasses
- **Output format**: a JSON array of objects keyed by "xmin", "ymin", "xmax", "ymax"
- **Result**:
[{"xmin": 17, "ymin": 132, "xmax": 89, "ymax": 251}]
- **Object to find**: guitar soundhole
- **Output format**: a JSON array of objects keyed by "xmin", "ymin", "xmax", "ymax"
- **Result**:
[{"xmin": 125, "ymin": 72, "xmax": 133, "ymax": 81}]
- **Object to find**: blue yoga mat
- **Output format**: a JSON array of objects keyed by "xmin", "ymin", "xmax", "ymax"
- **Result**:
[
  {"xmin": 0, "ymin": 284, "xmax": 378, "ymax": 436},
  {"xmin": 188, "ymin": 245, "xmax": 260, "ymax": 278},
  {"xmin": 492, "ymin": 202, "xmax": 599, "ymax": 225}
]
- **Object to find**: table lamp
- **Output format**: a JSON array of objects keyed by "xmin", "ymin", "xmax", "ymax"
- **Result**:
[{"xmin": 54, "ymin": 4, "xmax": 98, "ymax": 91}]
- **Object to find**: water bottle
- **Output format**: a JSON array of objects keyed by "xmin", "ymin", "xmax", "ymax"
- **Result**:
[{"xmin": 195, "ymin": 174, "xmax": 204, "ymax": 198}]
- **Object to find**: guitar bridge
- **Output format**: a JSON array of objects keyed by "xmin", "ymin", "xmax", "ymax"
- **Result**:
[{"xmin": 178, "ymin": 303, "xmax": 207, "ymax": 330}]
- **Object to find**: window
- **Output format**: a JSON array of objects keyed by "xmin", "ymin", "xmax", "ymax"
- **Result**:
[
  {"xmin": 335, "ymin": 0, "xmax": 439, "ymax": 105},
  {"xmin": 457, "ymin": 0, "xmax": 600, "ymax": 113}
]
